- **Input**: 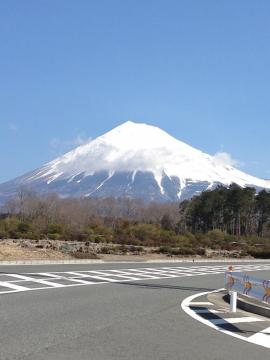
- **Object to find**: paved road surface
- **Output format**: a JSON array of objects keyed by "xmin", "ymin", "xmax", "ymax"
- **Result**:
[{"xmin": 0, "ymin": 261, "xmax": 269, "ymax": 360}]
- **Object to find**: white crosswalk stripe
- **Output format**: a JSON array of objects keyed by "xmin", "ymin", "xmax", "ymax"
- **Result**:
[
  {"xmin": 6, "ymin": 274, "xmax": 65, "ymax": 288},
  {"xmin": 65, "ymin": 278, "xmax": 95, "ymax": 285},
  {"xmin": 0, "ymin": 280, "xmax": 29, "ymax": 291},
  {"xmin": 0, "ymin": 263, "xmax": 269, "ymax": 296},
  {"xmin": 67, "ymin": 271, "xmax": 94, "ymax": 279}
]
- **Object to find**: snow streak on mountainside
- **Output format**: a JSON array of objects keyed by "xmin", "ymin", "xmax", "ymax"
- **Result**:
[{"xmin": 0, "ymin": 121, "xmax": 270, "ymax": 203}]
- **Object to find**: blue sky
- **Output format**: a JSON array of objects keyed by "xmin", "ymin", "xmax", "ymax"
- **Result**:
[{"xmin": 1, "ymin": 0, "xmax": 270, "ymax": 183}]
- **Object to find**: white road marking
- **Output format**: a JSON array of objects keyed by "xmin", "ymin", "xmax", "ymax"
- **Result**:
[
  {"xmin": 0, "ymin": 280, "xmax": 29, "ymax": 291},
  {"xmin": 66, "ymin": 278, "xmax": 94, "ymax": 285},
  {"xmin": 102, "ymin": 274, "xmax": 140, "ymax": 281},
  {"xmin": 109, "ymin": 269, "xmax": 141, "ymax": 276},
  {"xmin": 116, "ymin": 269, "xmax": 159, "ymax": 279},
  {"xmin": 80, "ymin": 274, "xmax": 119, "ymax": 282},
  {"xmin": 67, "ymin": 271, "xmax": 92, "ymax": 278},
  {"xmin": 181, "ymin": 289, "xmax": 270, "ymax": 349},
  {"xmin": 0, "ymin": 263, "xmax": 269, "ymax": 297},
  {"xmin": 189, "ymin": 301, "xmax": 213, "ymax": 306},
  {"xmin": 38, "ymin": 272, "xmax": 62, "ymax": 278},
  {"xmin": 248, "ymin": 326, "xmax": 270, "ymax": 348},
  {"xmin": 211, "ymin": 317, "xmax": 265, "ymax": 325},
  {"xmin": 7, "ymin": 274, "xmax": 65, "ymax": 288},
  {"xmin": 142, "ymin": 268, "xmax": 179, "ymax": 277},
  {"xmin": 195, "ymin": 309, "xmax": 223, "ymax": 314}
]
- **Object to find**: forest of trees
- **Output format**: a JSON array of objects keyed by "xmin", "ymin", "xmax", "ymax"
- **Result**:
[
  {"xmin": 0, "ymin": 184, "xmax": 270, "ymax": 258},
  {"xmin": 178, "ymin": 184, "xmax": 270, "ymax": 237}
]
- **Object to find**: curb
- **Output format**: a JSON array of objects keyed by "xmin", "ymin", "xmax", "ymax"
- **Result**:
[
  {"xmin": 0, "ymin": 258, "xmax": 269, "ymax": 266},
  {"xmin": 224, "ymin": 293, "xmax": 270, "ymax": 318}
]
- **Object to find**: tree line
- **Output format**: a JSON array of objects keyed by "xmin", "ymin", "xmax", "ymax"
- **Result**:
[
  {"xmin": 178, "ymin": 184, "xmax": 270, "ymax": 238},
  {"xmin": 0, "ymin": 185, "xmax": 270, "ymax": 258}
]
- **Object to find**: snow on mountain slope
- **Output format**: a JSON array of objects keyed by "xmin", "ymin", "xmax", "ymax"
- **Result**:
[
  {"xmin": 27, "ymin": 121, "xmax": 270, "ymax": 189},
  {"xmin": 0, "ymin": 121, "xmax": 269, "ymax": 203}
]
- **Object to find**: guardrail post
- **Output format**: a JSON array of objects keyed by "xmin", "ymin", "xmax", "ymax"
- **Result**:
[{"xmin": 230, "ymin": 291, "xmax": 237, "ymax": 312}]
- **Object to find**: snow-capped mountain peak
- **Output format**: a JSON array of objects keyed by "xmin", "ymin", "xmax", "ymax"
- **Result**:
[{"xmin": 0, "ymin": 121, "xmax": 269, "ymax": 203}]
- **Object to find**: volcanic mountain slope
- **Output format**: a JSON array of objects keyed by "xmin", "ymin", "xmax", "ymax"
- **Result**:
[{"xmin": 1, "ymin": 121, "xmax": 269, "ymax": 203}]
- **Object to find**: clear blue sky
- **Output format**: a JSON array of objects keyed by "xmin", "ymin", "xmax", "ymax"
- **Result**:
[{"xmin": 1, "ymin": 0, "xmax": 270, "ymax": 183}]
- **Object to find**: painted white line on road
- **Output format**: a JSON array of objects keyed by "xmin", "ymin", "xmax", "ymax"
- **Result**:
[
  {"xmin": 0, "ymin": 263, "xmax": 269, "ymax": 297},
  {"xmin": 38, "ymin": 272, "xmax": 63, "ymax": 279},
  {"xmin": 195, "ymin": 309, "xmax": 223, "ymax": 314},
  {"xmin": 181, "ymin": 289, "xmax": 270, "ymax": 349},
  {"xmin": 151, "ymin": 268, "xmax": 185, "ymax": 274},
  {"xmin": 102, "ymin": 274, "xmax": 141, "ymax": 281},
  {"xmin": 0, "ymin": 281, "xmax": 29, "ymax": 291},
  {"xmin": 248, "ymin": 326, "xmax": 270, "ymax": 348},
  {"xmin": 67, "ymin": 271, "xmax": 131, "ymax": 284},
  {"xmin": 109, "ymin": 270, "xmax": 141, "ymax": 275},
  {"xmin": 81, "ymin": 274, "xmax": 119, "ymax": 282},
  {"xmin": 161, "ymin": 267, "xmax": 210, "ymax": 275},
  {"xmin": 66, "ymin": 278, "xmax": 95, "ymax": 285},
  {"xmin": 189, "ymin": 301, "xmax": 213, "ymax": 306},
  {"xmin": 117, "ymin": 269, "xmax": 159, "ymax": 280},
  {"xmin": 142, "ymin": 269, "xmax": 179, "ymax": 278},
  {"xmin": 211, "ymin": 317, "xmax": 264, "ymax": 325},
  {"xmin": 6, "ymin": 274, "xmax": 65, "ymax": 288},
  {"xmin": 67, "ymin": 271, "xmax": 91, "ymax": 278},
  {"xmin": 0, "ymin": 290, "xmax": 20, "ymax": 294}
]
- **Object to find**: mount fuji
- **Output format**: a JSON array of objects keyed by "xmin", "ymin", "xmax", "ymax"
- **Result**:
[{"xmin": 1, "ymin": 121, "xmax": 269, "ymax": 203}]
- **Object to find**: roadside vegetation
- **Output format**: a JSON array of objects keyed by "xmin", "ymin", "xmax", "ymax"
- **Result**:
[{"xmin": 0, "ymin": 184, "xmax": 270, "ymax": 258}]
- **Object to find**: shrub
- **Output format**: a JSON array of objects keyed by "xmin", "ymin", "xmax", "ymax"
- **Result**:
[
  {"xmin": 207, "ymin": 229, "xmax": 225, "ymax": 242},
  {"xmin": 0, "ymin": 230, "xmax": 8, "ymax": 239},
  {"xmin": 247, "ymin": 247, "xmax": 270, "ymax": 259},
  {"xmin": 178, "ymin": 247, "xmax": 196, "ymax": 255},
  {"xmin": 48, "ymin": 224, "xmax": 63, "ymax": 234},
  {"xmin": 48, "ymin": 233, "xmax": 62, "ymax": 240},
  {"xmin": 17, "ymin": 222, "xmax": 30, "ymax": 233},
  {"xmin": 159, "ymin": 245, "xmax": 172, "ymax": 254}
]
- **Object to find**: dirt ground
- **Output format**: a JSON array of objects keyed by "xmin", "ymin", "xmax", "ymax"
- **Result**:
[
  {"xmin": 0, "ymin": 240, "xmax": 249, "ymax": 262},
  {"xmin": 0, "ymin": 242, "xmax": 73, "ymax": 261},
  {"xmin": 0, "ymin": 243, "xmax": 178, "ymax": 261},
  {"xmin": 0, "ymin": 242, "xmax": 187, "ymax": 262}
]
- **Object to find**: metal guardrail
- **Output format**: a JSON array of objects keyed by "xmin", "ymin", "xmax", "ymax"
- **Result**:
[{"xmin": 225, "ymin": 271, "xmax": 270, "ymax": 304}]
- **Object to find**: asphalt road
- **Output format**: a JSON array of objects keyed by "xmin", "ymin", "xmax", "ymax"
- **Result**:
[{"xmin": 0, "ymin": 261, "xmax": 269, "ymax": 360}]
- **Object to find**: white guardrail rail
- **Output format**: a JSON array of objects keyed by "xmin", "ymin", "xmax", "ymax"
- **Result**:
[{"xmin": 225, "ymin": 268, "xmax": 270, "ymax": 312}]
